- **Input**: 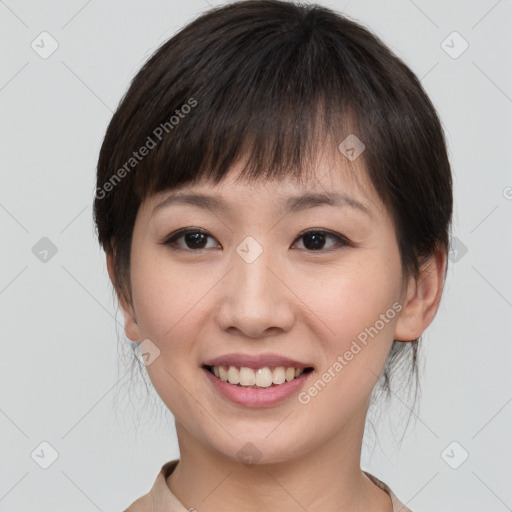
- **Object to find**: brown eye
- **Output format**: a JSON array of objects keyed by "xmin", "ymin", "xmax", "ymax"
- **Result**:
[
  {"xmin": 162, "ymin": 228, "xmax": 220, "ymax": 250},
  {"xmin": 292, "ymin": 229, "xmax": 351, "ymax": 251}
]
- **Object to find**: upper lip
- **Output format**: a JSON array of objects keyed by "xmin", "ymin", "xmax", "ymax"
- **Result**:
[{"xmin": 202, "ymin": 353, "xmax": 314, "ymax": 370}]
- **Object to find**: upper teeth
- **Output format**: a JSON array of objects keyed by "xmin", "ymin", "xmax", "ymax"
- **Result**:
[{"xmin": 212, "ymin": 366, "xmax": 304, "ymax": 388}]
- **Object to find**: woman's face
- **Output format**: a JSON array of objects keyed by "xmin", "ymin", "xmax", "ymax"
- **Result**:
[{"xmin": 120, "ymin": 152, "xmax": 411, "ymax": 464}]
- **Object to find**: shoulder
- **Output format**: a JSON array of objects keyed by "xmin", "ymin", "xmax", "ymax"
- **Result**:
[
  {"xmin": 123, "ymin": 492, "xmax": 151, "ymax": 512},
  {"xmin": 363, "ymin": 471, "xmax": 413, "ymax": 512},
  {"xmin": 123, "ymin": 460, "xmax": 180, "ymax": 512}
]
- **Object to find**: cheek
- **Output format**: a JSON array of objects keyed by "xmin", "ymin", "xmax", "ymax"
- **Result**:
[
  {"xmin": 130, "ymin": 247, "xmax": 211, "ymax": 342},
  {"xmin": 128, "ymin": 246, "xmax": 227, "ymax": 400},
  {"xmin": 128, "ymin": 250, "xmax": 211, "ymax": 408},
  {"xmin": 296, "ymin": 259, "xmax": 401, "ymax": 395},
  {"xmin": 302, "ymin": 262, "xmax": 400, "ymax": 341}
]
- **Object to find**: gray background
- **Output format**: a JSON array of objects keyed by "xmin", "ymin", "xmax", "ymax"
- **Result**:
[{"xmin": 1, "ymin": 0, "xmax": 511, "ymax": 510}]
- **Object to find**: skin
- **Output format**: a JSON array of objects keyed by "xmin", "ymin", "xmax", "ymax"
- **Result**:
[{"xmin": 108, "ymin": 150, "xmax": 446, "ymax": 511}]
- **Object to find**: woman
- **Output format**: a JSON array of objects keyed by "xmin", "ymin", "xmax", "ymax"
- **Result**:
[{"xmin": 94, "ymin": 1, "xmax": 452, "ymax": 510}]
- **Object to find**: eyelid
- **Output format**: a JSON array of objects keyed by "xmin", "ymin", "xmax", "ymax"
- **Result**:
[{"xmin": 295, "ymin": 227, "xmax": 349, "ymax": 241}]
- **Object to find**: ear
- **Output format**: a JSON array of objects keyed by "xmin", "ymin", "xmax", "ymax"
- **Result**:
[
  {"xmin": 106, "ymin": 251, "xmax": 141, "ymax": 342},
  {"xmin": 394, "ymin": 245, "xmax": 447, "ymax": 342}
]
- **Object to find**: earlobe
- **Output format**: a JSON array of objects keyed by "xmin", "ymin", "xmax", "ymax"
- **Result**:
[
  {"xmin": 106, "ymin": 251, "xmax": 141, "ymax": 342},
  {"xmin": 394, "ymin": 246, "xmax": 447, "ymax": 342}
]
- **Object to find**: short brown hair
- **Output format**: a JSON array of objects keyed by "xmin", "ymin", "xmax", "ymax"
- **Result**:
[{"xmin": 94, "ymin": 0, "xmax": 452, "ymax": 403}]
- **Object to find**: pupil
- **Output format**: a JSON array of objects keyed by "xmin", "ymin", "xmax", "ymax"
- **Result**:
[
  {"xmin": 305, "ymin": 233, "xmax": 325, "ymax": 250},
  {"xmin": 186, "ymin": 232, "xmax": 207, "ymax": 249}
]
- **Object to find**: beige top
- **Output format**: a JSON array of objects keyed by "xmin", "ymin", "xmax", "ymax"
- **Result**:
[{"xmin": 124, "ymin": 459, "xmax": 412, "ymax": 512}]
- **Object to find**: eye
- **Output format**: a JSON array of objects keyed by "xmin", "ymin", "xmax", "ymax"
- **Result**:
[
  {"xmin": 161, "ymin": 228, "xmax": 220, "ymax": 251},
  {"xmin": 291, "ymin": 229, "xmax": 351, "ymax": 251},
  {"xmin": 161, "ymin": 227, "xmax": 351, "ymax": 252}
]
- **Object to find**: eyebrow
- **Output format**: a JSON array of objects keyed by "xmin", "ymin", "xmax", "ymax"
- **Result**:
[{"xmin": 151, "ymin": 191, "xmax": 373, "ymax": 218}]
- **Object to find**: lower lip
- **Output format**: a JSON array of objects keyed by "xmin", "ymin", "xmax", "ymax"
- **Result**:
[{"xmin": 202, "ymin": 367, "xmax": 313, "ymax": 408}]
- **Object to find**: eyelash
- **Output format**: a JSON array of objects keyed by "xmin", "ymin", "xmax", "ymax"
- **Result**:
[{"xmin": 161, "ymin": 227, "xmax": 352, "ymax": 252}]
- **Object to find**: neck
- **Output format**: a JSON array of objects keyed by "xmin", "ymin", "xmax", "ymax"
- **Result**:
[{"xmin": 166, "ymin": 410, "xmax": 392, "ymax": 512}]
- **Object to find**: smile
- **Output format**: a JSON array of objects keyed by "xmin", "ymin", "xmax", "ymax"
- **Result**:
[
  {"xmin": 202, "ymin": 365, "xmax": 315, "ymax": 408},
  {"xmin": 205, "ymin": 365, "xmax": 314, "ymax": 388}
]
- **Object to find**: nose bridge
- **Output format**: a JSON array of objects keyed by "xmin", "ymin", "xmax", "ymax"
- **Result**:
[
  {"xmin": 235, "ymin": 236, "xmax": 272, "ymax": 300},
  {"xmin": 215, "ymin": 235, "xmax": 294, "ymax": 337}
]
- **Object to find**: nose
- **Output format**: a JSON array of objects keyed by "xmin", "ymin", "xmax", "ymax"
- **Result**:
[{"xmin": 214, "ymin": 242, "xmax": 295, "ymax": 339}]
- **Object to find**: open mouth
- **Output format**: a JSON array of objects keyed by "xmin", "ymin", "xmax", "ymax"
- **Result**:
[{"xmin": 203, "ymin": 364, "xmax": 314, "ymax": 389}]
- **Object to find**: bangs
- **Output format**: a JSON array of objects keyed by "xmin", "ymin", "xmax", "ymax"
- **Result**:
[
  {"xmin": 147, "ymin": 84, "xmax": 362, "ymax": 196},
  {"xmin": 108, "ymin": 6, "xmax": 370, "ymax": 201}
]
